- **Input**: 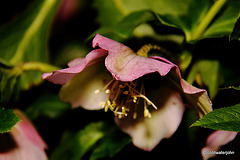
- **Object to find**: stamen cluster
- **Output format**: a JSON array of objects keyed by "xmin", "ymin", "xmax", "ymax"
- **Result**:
[{"xmin": 95, "ymin": 79, "xmax": 157, "ymax": 119}]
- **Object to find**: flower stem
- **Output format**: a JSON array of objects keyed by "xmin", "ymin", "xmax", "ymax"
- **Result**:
[
  {"xmin": 113, "ymin": 0, "xmax": 128, "ymax": 15},
  {"xmin": 5, "ymin": 62, "xmax": 59, "ymax": 80},
  {"xmin": 190, "ymin": 0, "xmax": 227, "ymax": 41}
]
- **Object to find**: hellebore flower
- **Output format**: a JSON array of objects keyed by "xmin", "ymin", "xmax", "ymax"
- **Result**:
[
  {"xmin": 42, "ymin": 33, "xmax": 212, "ymax": 151},
  {"xmin": 201, "ymin": 131, "xmax": 237, "ymax": 160},
  {"xmin": 0, "ymin": 110, "xmax": 47, "ymax": 160}
]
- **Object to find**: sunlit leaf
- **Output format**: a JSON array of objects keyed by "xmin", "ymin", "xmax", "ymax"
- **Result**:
[{"xmin": 191, "ymin": 104, "xmax": 240, "ymax": 132}]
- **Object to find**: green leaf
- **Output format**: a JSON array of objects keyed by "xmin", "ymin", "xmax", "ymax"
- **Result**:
[
  {"xmin": 116, "ymin": 0, "xmax": 240, "ymax": 41},
  {"xmin": 114, "ymin": 10, "xmax": 155, "ymax": 38},
  {"xmin": 0, "ymin": 0, "xmax": 61, "ymax": 103},
  {"xmin": 25, "ymin": 93, "xmax": 70, "ymax": 120},
  {"xmin": 0, "ymin": 62, "xmax": 59, "ymax": 104},
  {"xmin": 93, "ymin": 0, "xmax": 125, "ymax": 27},
  {"xmin": 95, "ymin": 0, "xmax": 203, "ymax": 41},
  {"xmin": 90, "ymin": 10, "xmax": 155, "ymax": 41},
  {"xmin": 178, "ymin": 50, "xmax": 192, "ymax": 72},
  {"xmin": 228, "ymin": 86, "xmax": 240, "ymax": 91},
  {"xmin": 50, "ymin": 122, "xmax": 107, "ymax": 160},
  {"xmin": 50, "ymin": 122, "xmax": 131, "ymax": 160},
  {"xmin": 0, "ymin": 0, "xmax": 60, "ymax": 64},
  {"xmin": 191, "ymin": 104, "xmax": 240, "ymax": 132},
  {"xmin": 90, "ymin": 127, "xmax": 131, "ymax": 160},
  {"xmin": 156, "ymin": 0, "xmax": 240, "ymax": 41},
  {"xmin": 203, "ymin": 1, "xmax": 240, "ymax": 39},
  {"xmin": 114, "ymin": 0, "xmax": 211, "ymax": 41},
  {"xmin": 0, "ymin": 0, "xmax": 61, "ymax": 93},
  {"xmin": 219, "ymin": 86, "xmax": 240, "ymax": 91},
  {"xmin": 156, "ymin": 0, "xmax": 211, "ymax": 41},
  {"xmin": 187, "ymin": 60, "xmax": 223, "ymax": 99},
  {"xmin": 0, "ymin": 108, "xmax": 21, "ymax": 133},
  {"xmin": 0, "ymin": 67, "xmax": 21, "ymax": 104},
  {"xmin": 116, "ymin": 0, "xmax": 196, "ymax": 16}
]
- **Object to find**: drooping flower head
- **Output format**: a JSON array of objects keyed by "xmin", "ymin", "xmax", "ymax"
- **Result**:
[
  {"xmin": 0, "ymin": 110, "xmax": 47, "ymax": 160},
  {"xmin": 42, "ymin": 33, "xmax": 212, "ymax": 151}
]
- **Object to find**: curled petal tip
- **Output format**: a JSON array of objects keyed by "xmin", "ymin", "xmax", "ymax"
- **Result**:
[{"xmin": 41, "ymin": 72, "xmax": 52, "ymax": 80}]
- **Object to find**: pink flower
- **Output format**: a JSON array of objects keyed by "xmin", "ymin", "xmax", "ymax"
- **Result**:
[
  {"xmin": 42, "ymin": 33, "xmax": 212, "ymax": 151},
  {"xmin": 201, "ymin": 131, "xmax": 237, "ymax": 160},
  {"xmin": 0, "ymin": 110, "xmax": 47, "ymax": 160}
]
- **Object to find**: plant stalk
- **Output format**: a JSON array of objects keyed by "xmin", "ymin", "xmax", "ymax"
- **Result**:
[{"xmin": 190, "ymin": 0, "xmax": 227, "ymax": 41}]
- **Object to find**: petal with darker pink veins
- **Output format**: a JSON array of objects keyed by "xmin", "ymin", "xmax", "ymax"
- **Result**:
[{"xmin": 93, "ymin": 33, "xmax": 177, "ymax": 81}]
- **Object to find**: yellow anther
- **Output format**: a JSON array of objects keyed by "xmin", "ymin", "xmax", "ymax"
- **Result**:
[
  {"xmin": 133, "ymin": 96, "xmax": 137, "ymax": 103},
  {"xmin": 133, "ymin": 112, "xmax": 137, "ymax": 119},
  {"xmin": 147, "ymin": 113, "xmax": 151, "ymax": 118},
  {"xmin": 104, "ymin": 106, "xmax": 109, "ymax": 112},
  {"xmin": 135, "ymin": 94, "xmax": 157, "ymax": 110},
  {"xmin": 105, "ymin": 89, "xmax": 110, "ymax": 94},
  {"xmin": 95, "ymin": 79, "xmax": 157, "ymax": 119},
  {"xmin": 98, "ymin": 102, "xmax": 106, "ymax": 108},
  {"xmin": 144, "ymin": 108, "xmax": 149, "ymax": 118},
  {"xmin": 94, "ymin": 89, "xmax": 100, "ymax": 94}
]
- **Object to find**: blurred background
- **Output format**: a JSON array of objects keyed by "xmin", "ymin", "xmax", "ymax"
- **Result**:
[{"xmin": 1, "ymin": 0, "xmax": 240, "ymax": 159}]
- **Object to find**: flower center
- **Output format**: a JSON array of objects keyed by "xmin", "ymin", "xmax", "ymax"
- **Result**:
[{"xmin": 95, "ymin": 79, "xmax": 157, "ymax": 119}]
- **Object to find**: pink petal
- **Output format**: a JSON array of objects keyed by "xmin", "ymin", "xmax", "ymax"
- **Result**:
[
  {"xmin": 13, "ymin": 110, "xmax": 47, "ymax": 150},
  {"xmin": 178, "ymin": 79, "xmax": 212, "ymax": 117},
  {"xmin": 201, "ymin": 131, "xmax": 237, "ymax": 160},
  {"xmin": 115, "ymin": 84, "xmax": 185, "ymax": 151},
  {"xmin": 59, "ymin": 63, "xmax": 112, "ymax": 109},
  {"xmin": 154, "ymin": 53, "xmax": 212, "ymax": 116},
  {"xmin": 42, "ymin": 49, "xmax": 107, "ymax": 85},
  {"xmin": 149, "ymin": 56, "xmax": 209, "ymax": 95},
  {"xmin": 0, "ymin": 110, "xmax": 47, "ymax": 160},
  {"xmin": 67, "ymin": 58, "xmax": 85, "ymax": 67},
  {"xmin": 93, "ymin": 33, "xmax": 176, "ymax": 81},
  {"xmin": 93, "ymin": 34, "xmax": 212, "ymax": 117}
]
